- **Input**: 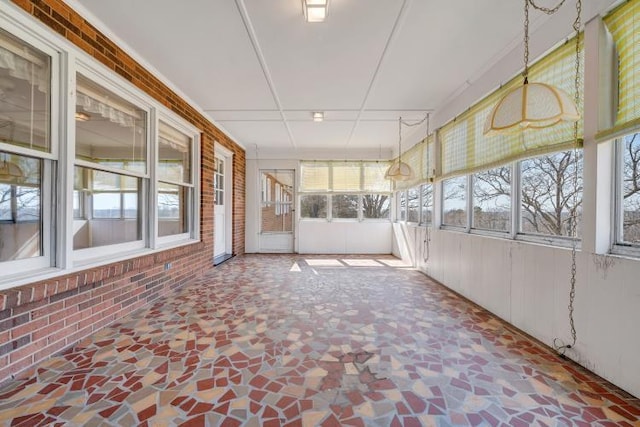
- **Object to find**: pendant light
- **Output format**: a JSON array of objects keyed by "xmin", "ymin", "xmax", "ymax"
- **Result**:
[
  {"xmin": 385, "ymin": 117, "xmax": 414, "ymax": 181},
  {"xmin": 484, "ymin": 0, "xmax": 581, "ymax": 136},
  {"xmin": 0, "ymin": 155, "xmax": 24, "ymax": 184}
]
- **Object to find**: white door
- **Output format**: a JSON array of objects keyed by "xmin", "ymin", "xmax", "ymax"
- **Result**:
[
  {"xmin": 259, "ymin": 170, "xmax": 295, "ymax": 252},
  {"xmin": 214, "ymin": 153, "xmax": 231, "ymax": 259}
]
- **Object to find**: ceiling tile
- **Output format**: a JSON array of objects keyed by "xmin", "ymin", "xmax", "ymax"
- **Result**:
[
  {"xmin": 218, "ymin": 121, "xmax": 291, "ymax": 148},
  {"xmin": 288, "ymin": 121, "xmax": 354, "ymax": 148}
]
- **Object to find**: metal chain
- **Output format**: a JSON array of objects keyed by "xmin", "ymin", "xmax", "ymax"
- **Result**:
[
  {"xmin": 523, "ymin": 0, "xmax": 568, "ymax": 80},
  {"xmin": 553, "ymin": 0, "xmax": 581, "ymax": 356}
]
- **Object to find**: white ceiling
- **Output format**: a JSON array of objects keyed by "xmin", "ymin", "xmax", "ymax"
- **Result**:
[{"xmin": 66, "ymin": 0, "xmax": 607, "ymax": 158}]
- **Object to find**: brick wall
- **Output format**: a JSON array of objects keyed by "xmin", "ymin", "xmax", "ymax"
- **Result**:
[{"xmin": 0, "ymin": 0, "xmax": 245, "ymax": 384}]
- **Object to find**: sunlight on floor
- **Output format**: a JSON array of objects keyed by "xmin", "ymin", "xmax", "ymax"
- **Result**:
[
  {"xmin": 305, "ymin": 259, "xmax": 344, "ymax": 267},
  {"xmin": 289, "ymin": 262, "xmax": 301, "ymax": 272},
  {"xmin": 341, "ymin": 259, "xmax": 384, "ymax": 267},
  {"xmin": 376, "ymin": 259, "xmax": 413, "ymax": 268}
]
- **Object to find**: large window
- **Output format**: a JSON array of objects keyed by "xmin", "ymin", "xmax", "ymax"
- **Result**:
[
  {"xmin": 0, "ymin": 27, "xmax": 54, "ymax": 274},
  {"xmin": 299, "ymin": 161, "xmax": 391, "ymax": 222},
  {"xmin": 472, "ymin": 166, "xmax": 511, "ymax": 232},
  {"xmin": 616, "ymin": 133, "xmax": 640, "ymax": 248},
  {"xmin": 519, "ymin": 150, "xmax": 582, "ymax": 238},
  {"xmin": 158, "ymin": 121, "xmax": 193, "ymax": 239},
  {"xmin": 442, "ymin": 176, "xmax": 467, "ymax": 228},
  {"xmin": 74, "ymin": 73, "xmax": 147, "ymax": 254}
]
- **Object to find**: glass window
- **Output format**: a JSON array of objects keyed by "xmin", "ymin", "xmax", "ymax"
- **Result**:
[
  {"xmin": 399, "ymin": 191, "xmax": 406, "ymax": 221},
  {"xmin": 473, "ymin": 166, "xmax": 511, "ymax": 232},
  {"xmin": 520, "ymin": 150, "xmax": 582, "ymax": 237},
  {"xmin": 300, "ymin": 195, "xmax": 327, "ymax": 219},
  {"xmin": 619, "ymin": 133, "xmax": 640, "ymax": 245},
  {"xmin": 0, "ymin": 151, "xmax": 43, "ymax": 262},
  {"xmin": 420, "ymin": 184, "xmax": 433, "ymax": 225},
  {"xmin": 158, "ymin": 121, "xmax": 193, "ymax": 238},
  {"xmin": 407, "ymin": 188, "xmax": 419, "ymax": 223},
  {"xmin": 0, "ymin": 28, "xmax": 51, "ymax": 153},
  {"xmin": 363, "ymin": 194, "xmax": 390, "ymax": 220},
  {"xmin": 75, "ymin": 75, "xmax": 147, "ymax": 173},
  {"xmin": 332, "ymin": 194, "xmax": 358, "ymax": 219},
  {"xmin": 442, "ymin": 176, "xmax": 467, "ymax": 227},
  {"xmin": 73, "ymin": 72, "xmax": 149, "ymax": 254},
  {"xmin": 74, "ymin": 166, "xmax": 142, "ymax": 249}
]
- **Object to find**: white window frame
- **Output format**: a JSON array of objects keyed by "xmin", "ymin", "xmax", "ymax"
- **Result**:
[
  {"xmin": 419, "ymin": 183, "xmax": 433, "ymax": 226},
  {"xmin": 0, "ymin": 15, "xmax": 61, "ymax": 279},
  {"xmin": 154, "ymin": 112, "xmax": 200, "ymax": 247},
  {"xmin": 440, "ymin": 175, "xmax": 470, "ymax": 231},
  {"xmin": 612, "ymin": 133, "xmax": 640, "ymax": 257},
  {"xmin": 469, "ymin": 165, "xmax": 513, "ymax": 237},
  {"xmin": 71, "ymin": 61, "xmax": 152, "ymax": 264}
]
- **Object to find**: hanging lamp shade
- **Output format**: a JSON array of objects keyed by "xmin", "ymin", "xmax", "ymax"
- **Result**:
[
  {"xmin": 384, "ymin": 161, "xmax": 414, "ymax": 181},
  {"xmin": 484, "ymin": 81, "xmax": 580, "ymax": 136},
  {"xmin": 0, "ymin": 160, "xmax": 24, "ymax": 184}
]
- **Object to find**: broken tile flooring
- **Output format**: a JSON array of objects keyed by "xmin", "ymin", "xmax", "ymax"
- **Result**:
[{"xmin": 0, "ymin": 255, "xmax": 638, "ymax": 426}]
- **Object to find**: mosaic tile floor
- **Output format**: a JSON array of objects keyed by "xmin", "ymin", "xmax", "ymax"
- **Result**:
[{"xmin": 0, "ymin": 255, "xmax": 639, "ymax": 426}]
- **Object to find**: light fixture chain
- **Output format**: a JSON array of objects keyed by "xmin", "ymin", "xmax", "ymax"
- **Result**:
[
  {"xmin": 523, "ymin": 0, "xmax": 530, "ymax": 80},
  {"xmin": 554, "ymin": 0, "xmax": 581, "ymax": 356}
]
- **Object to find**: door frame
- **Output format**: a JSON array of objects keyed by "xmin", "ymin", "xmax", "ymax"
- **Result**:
[
  {"xmin": 258, "ymin": 169, "xmax": 295, "ymax": 253},
  {"xmin": 214, "ymin": 142, "xmax": 233, "ymax": 258}
]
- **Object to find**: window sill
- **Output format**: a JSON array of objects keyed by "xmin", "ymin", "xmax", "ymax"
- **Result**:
[{"xmin": 610, "ymin": 244, "xmax": 640, "ymax": 259}]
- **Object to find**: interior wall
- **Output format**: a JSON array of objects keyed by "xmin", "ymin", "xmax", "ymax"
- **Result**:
[{"xmin": 393, "ymin": 225, "xmax": 640, "ymax": 398}]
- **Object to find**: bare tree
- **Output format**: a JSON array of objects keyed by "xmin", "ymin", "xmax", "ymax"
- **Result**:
[
  {"xmin": 623, "ymin": 134, "xmax": 640, "ymax": 242},
  {"xmin": 362, "ymin": 194, "xmax": 389, "ymax": 219}
]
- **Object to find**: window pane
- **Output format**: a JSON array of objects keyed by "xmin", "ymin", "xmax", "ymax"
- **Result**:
[
  {"xmin": 332, "ymin": 163, "xmax": 361, "ymax": 191},
  {"xmin": 520, "ymin": 150, "xmax": 582, "ymax": 237},
  {"xmin": 473, "ymin": 167, "xmax": 511, "ymax": 232},
  {"xmin": 159, "ymin": 122, "xmax": 191, "ymax": 184},
  {"xmin": 407, "ymin": 188, "xmax": 419, "ymax": 222},
  {"xmin": 300, "ymin": 195, "xmax": 327, "ymax": 219},
  {"xmin": 74, "ymin": 166, "xmax": 142, "ymax": 249},
  {"xmin": 332, "ymin": 194, "xmax": 358, "ymax": 219},
  {"xmin": 0, "ymin": 29, "xmax": 51, "ymax": 153},
  {"xmin": 158, "ymin": 184, "xmax": 188, "ymax": 237},
  {"xmin": 622, "ymin": 133, "xmax": 640, "ymax": 244},
  {"xmin": 443, "ymin": 176, "xmax": 467, "ymax": 227},
  {"xmin": 399, "ymin": 191, "xmax": 406, "ymax": 221},
  {"xmin": 0, "ymin": 152, "xmax": 42, "ymax": 261},
  {"xmin": 261, "ymin": 202, "xmax": 293, "ymax": 232},
  {"xmin": 363, "ymin": 194, "xmax": 390, "ymax": 219},
  {"xmin": 421, "ymin": 184, "xmax": 432, "ymax": 224},
  {"xmin": 75, "ymin": 75, "xmax": 147, "ymax": 174}
]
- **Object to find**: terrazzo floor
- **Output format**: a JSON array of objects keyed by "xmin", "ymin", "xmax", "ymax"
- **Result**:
[{"xmin": 0, "ymin": 254, "xmax": 638, "ymax": 426}]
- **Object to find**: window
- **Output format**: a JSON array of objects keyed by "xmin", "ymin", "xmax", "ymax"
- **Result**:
[
  {"xmin": 300, "ymin": 195, "xmax": 327, "ymax": 219},
  {"xmin": 73, "ymin": 73, "xmax": 148, "ymax": 254},
  {"xmin": 472, "ymin": 166, "xmax": 511, "ymax": 232},
  {"xmin": 398, "ymin": 191, "xmax": 406, "ymax": 221},
  {"xmin": 158, "ymin": 121, "xmax": 193, "ymax": 239},
  {"xmin": 442, "ymin": 176, "xmax": 467, "ymax": 228},
  {"xmin": 0, "ymin": 28, "xmax": 54, "ymax": 274},
  {"xmin": 363, "ymin": 194, "xmax": 390, "ymax": 220},
  {"xmin": 420, "ymin": 184, "xmax": 433, "ymax": 225},
  {"xmin": 332, "ymin": 194, "xmax": 358, "ymax": 219},
  {"xmin": 616, "ymin": 133, "xmax": 640, "ymax": 248},
  {"xmin": 407, "ymin": 187, "xmax": 419, "ymax": 223},
  {"xmin": 519, "ymin": 150, "xmax": 582, "ymax": 238},
  {"xmin": 299, "ymin": 161, "xmax": 391, "ymax": 222},
  {"xmin": 261, "ymin": 170, "xmax": 294, "ymax": 232}
]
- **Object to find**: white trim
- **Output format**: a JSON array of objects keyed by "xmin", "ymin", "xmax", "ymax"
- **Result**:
[
  {"xmin": 214, "ymin": 143, "xmax": 234, "ymax": 257},
  {"xmin": 73, "ymin": 240, "xmax": 146, "ymax": 264}
]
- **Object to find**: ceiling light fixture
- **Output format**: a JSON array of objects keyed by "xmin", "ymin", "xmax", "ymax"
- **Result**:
[
  {"xmin": 484, "ymin": 0, "xmax": 581, "ymax": 135},
  {"xmin": 75, "ymin": 111, "xmax": 91, "ymax": 122},
  {"xmin": 303, "ymin": 0, "xmax": 328, "ymax": 23},
  {"xmin": 384, "ymin": 117, "xmax": 414, "ymax": 182},
  {"xmin": 0, "ymin": 155, "xmax": 24, "ymax": 184},
  {"xmin": 312, "ymin": 111, "xmax": 324, "ymax": 122}
]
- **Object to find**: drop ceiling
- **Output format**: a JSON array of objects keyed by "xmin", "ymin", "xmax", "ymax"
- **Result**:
[{"xmin": 66, "ymin": 0, "xmax": 614, "ymax": 158}]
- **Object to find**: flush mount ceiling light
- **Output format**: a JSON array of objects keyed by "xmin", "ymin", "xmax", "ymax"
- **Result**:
[
  {"xmin": 312, "ymin": 111, "xmax": 324, "ymax": 122},
  {"xmin": 75, "ymin": 111, "xmax": 91, "ymax": 122},
  {"xmin": 303, "ymin": 0, "xmax": 328, "ymax": 23},
  {"xmin": 385, "ymin": 117, "xmax": 415, "ymax": 182},
  {"xmin": 484, "ymin": 0, "xmax": 581, "ymax": 135}
]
